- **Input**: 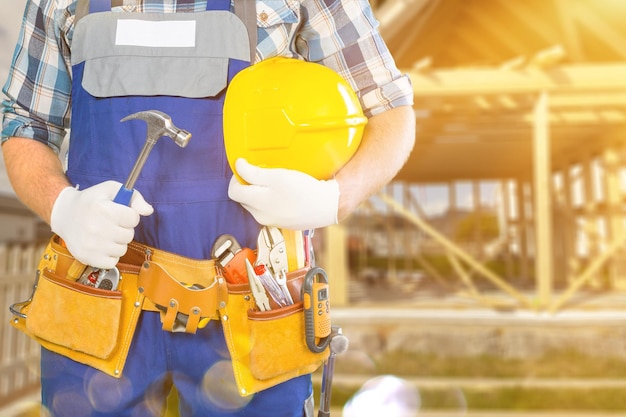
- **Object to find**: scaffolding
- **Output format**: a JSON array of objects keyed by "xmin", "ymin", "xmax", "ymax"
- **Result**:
[
  {"xmin": 334, "ymin": 63, "xmax": 626, "ymax": 312},
  {"xmin": 317, "ymin": 0, "xmax": 626, "ymax": 312}
]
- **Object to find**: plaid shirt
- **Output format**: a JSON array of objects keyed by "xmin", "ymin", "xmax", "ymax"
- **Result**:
[{"xmin": 2, "ymin": 0, "xmax": 413, "ymax": 154}]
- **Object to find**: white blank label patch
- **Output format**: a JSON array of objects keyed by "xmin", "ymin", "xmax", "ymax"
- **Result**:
[{"xmin": 116, "ymin": 19, "xmax": 196, "ymax": 47}]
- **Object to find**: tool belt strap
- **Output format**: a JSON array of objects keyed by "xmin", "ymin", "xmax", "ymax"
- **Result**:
[
  {"xmin": 138, "ymin": 260, "xmax": 227, "ymax": 331},
  {"xmin": 124, "ymin": 241, "xmax": 228, "ymax": 333}
]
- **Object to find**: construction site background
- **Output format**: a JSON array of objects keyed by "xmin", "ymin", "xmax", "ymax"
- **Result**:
[{"xmin": 5, "ymin": 0, "xmax": 626, "ymax": 416}]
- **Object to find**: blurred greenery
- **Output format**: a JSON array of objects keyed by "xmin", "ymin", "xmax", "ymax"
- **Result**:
[
  {"xmin": 467, "ymin": 388, "xmax": 626, "ymax": 411},
  {"xmin": 350, "ymin": 253, "xmax": 530, "ymax": 286},
  {"xmin": 162, "ymin": 333, "xmax": 626, "ymax": 414},
  {"xmin": 366, "ymin": 349, "xmax": 626, "ymax": 378},
  {"xmin": 454, "ymin": 212, "xmax": 499, "ymax": 242},
  {"xmin": 322, "ymin": 348, "xmax": 626, "ymax": 411},
  {"xmin": 324, "ymin": 386, "xmax": 626, "ymax": 411}
]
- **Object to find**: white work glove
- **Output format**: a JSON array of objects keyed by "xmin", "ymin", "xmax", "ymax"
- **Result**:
[
  {"xmin": 228, "ymin": 158, "xmax": 340, "ymax": 230},
  {"xmin": 50, "ymin": 180, "xmax": 154, "ymax": 269}
]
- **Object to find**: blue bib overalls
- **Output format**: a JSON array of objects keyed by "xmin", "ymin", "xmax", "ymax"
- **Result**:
[{"xmin": 40, "ymin": 1, "xmax": 312, "ymax": 415}]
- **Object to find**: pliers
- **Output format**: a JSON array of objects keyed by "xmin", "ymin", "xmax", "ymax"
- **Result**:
[
  {"xmin": 256, "ymin": 227, "xmax": 294, "ymax": 305},
  {"xmin": 245, "ymin": 258, "xmax": 271, "ymax": 311},
  {"xmin": 256, "ymin": 226, "xmax": 289, "ymax": 274}
]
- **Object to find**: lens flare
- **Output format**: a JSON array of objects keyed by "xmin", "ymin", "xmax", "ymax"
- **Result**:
[
  {"xmin": 51, "ymin": 389, "xmax": 92, "ymax": 417},
  {"xmin": 343, "ymin": 375, "xmax": 420, "ymax": 417},
  {"xmin": 201, "ymin": 360, "xmax": 253, "ymax": 411},
  {"xmin": 85, "ymin": 371, "xmax": 133, "ymax": 412}
]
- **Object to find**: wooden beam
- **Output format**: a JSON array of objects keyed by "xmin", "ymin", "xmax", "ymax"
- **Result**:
[
  {"xmin": 602, "ymin": 148, "xmax": 626, "ymax": 289},
  {"xmin": 324, "ymin": 225, "xmax": 349, "ymax": 306},
  {"xmin": 550, "ymin": 234, "xmax": 626, "ymax": 312},
  {"xmin": 379, "ymin": 193, "xmax": 533, "ymax": 308},
  {"xmin": 533, "ymin": 92, "xmax": 554, "ymax": 308},
  {"xmin": 407, "ymin": 63, "xmax": 626, "ymax": 96},
  {"xmin": 549, "ymin": 92, "xmax": 626, "ymax": 108}
]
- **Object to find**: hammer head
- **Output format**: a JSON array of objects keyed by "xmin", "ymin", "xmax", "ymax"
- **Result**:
[
  {"xmin": 121, "ymin": 110, "xmax": 192, "ymax": 148},
  {"xmin": 329, "ymin": 326, "xmax": 349, "ymax": 356}
]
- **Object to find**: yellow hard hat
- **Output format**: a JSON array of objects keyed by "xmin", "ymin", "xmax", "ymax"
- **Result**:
[{"xmin": 224, "ymin": 57, "xmax": 368, "ymax": 181}]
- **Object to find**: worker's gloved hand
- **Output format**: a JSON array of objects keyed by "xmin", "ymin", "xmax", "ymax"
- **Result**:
[
  {"xmin": 50, "ymin": 181, "xmax": 154, "ymax": 269},
  {"xmin": 228, "ymin": 158, "xmax": 340, "ymax": 230}
]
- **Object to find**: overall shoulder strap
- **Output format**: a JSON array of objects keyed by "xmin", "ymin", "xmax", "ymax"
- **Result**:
[
  {"xmin": 234, "ymin": 0, "xmax": 257, "ymax": 63},
  {"xmin": 90, "ymin": 0, "xmax": 113, "ymax": 12},
  {"xmin": 75, "ymin": 0, "xmax": 123, "ymax": 23}
]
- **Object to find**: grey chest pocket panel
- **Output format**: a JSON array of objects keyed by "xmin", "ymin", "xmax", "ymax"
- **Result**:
[{"xmin": 72, "ymin": 11, "xmax": 250, "ymax": 98}]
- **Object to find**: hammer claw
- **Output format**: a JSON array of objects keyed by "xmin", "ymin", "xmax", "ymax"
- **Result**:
[{"xmin": 119, "ymin": 110, "xmax": 192, "ymax": 193}]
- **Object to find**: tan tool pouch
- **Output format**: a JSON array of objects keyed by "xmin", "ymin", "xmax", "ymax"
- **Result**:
[
  {"xmin": 136, "ymin": 255, "xmax": 228, "ymax": 334},
  {"xmin": 10, "ymin": 236, "xmax": 144, "ymax": 378},
  {"xmin": 220, "ymin": 267, "xmax": 330, "ymax": 396}
]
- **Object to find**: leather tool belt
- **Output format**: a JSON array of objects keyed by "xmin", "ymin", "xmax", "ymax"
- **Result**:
[
  {"xmin": 9, "ymin": 235, "xmax": 229, "ymax": 375},
  {"xmin": 9, "ymin": 234, "xmax": 330, "ymax": 393}
]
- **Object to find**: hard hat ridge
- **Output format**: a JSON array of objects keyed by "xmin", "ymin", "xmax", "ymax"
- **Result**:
[{"xmin": 224, "ymin": 57, "xmax": 368, "ymax": 181}]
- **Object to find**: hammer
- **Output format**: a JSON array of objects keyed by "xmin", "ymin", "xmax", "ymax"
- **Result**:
[
  {"xmin": 113, "ymin": 110, "xmax": 192, "ymax": 205},
  {"xmin": 66, "ymin": 110, "xmax": 191, "ymax": 281},
  {"xmin": 318, "ymin": 326, "xmax": 349, "ymax": 417}
]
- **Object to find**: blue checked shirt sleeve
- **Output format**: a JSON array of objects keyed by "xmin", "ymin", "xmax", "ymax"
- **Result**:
[
  {"xmin": 1, "ymin": 0, "xmax": 73, "ymax": 154},
  {"xmin": 2, "ymin": 0, "xmax": 412, "ymax": 151},
  {"xmin": 296, "ymin": 0, "xmax": 413, "ymax": 117}
]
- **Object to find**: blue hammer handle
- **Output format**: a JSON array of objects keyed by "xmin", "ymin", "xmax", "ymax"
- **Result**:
[{"xmin": 113, "ymin": 186, "xmax": 134, "ymax": 206}]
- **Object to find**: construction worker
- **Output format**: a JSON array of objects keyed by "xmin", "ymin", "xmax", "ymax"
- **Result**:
[{"xmin": 1, "ymin": 0, "xmax": 415, "ymax": 416}]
